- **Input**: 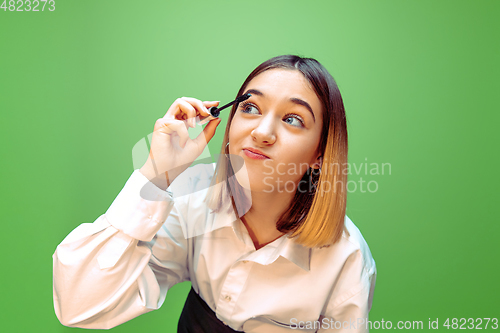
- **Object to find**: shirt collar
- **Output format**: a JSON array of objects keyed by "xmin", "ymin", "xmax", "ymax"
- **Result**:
[
  {"xmin": 228, "ymin": 216, "xmax": 311, "ymax": 272},
  {"xmin": 278, "ymin": 235, "xmax": 311, "ymax": 271}
]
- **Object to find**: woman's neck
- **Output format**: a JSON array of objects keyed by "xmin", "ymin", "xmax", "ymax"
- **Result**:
[{"xmin": 240, "ymin": 189, "xmax": 295, "ymax": 250}]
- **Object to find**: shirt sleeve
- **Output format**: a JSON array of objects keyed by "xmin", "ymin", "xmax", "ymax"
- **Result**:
[
  {"xmin": 317, "ymin": 249, "xmax": 377, "ymax": 333},
  {"xmin": 52, "ymin": 170, "xmax": 189, "ymax": 329}
]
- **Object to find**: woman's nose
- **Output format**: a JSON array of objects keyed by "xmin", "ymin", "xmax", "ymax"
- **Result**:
[{"xmin": 251, "ymin": 113, "xmax": 277, "ymax": 145}]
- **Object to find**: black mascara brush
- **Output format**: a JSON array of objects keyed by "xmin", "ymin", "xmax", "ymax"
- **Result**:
[{"xmin": 197, "ymin": 93, "xmax": 252, "ymax": 125}]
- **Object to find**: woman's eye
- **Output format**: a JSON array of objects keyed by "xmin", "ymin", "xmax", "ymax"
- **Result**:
[
  {"xmin": 284, "ymin": 114, "xmax": 304, "ymax": 127},
  {"xmin": 240, "ymin": 103, "xmax": 304, "ymax": 127},
  {"xmin": 240, "ymin": 103, "xmax": 259, "ymax": 114}
]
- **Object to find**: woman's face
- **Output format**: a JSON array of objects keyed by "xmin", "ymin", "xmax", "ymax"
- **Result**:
[{"xmin": 228, "ymin": 69, "xmax": 324, "ymax": 193}]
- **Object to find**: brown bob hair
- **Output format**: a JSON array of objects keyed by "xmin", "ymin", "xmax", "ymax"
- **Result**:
[{"xmin": 205, "ymin": 55, "xmax": 348, "ymax": 248}]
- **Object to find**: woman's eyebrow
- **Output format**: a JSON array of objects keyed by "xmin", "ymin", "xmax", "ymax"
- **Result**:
[
  {"xmin": 289, "ymin": 97, "xmax": 315, "ymax": 123},
  {"xmin": 244, "ymin": 89, "xmax": 264, "ymax": 97},
  {"xmin": 243, "ymin": 89, "xmax": 316, "ymax": 123}
]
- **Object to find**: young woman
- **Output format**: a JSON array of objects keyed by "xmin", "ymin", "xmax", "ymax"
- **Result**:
[{"xmin": 53, "ymin": 55, "xmax": 376, "ymax": 332}]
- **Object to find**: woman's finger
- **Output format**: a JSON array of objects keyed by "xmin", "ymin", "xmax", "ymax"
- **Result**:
[
  {"xmin": 164, "ymin": 99, "xmax": 220, "ymax": 127},
  {"xmin": 170, "ymin": 120, "xmax": 191, "ymax": 148},
  {"xmin": 194, "ymin": 117, "xmax": 221, "ymax": 148},
  {"xmin": 203, "ymin": 101, "xmax": 220, "ymax": 107},
  {"xmin": 177, "ymin": 99, "xmax": 201, "ymax": 128},
  {"xmin": 164, "ymin": 98, "xmax": 195, "ymax": 127},
  {"xmin": 164, "ymin": 98, "xmax": 183, "ymax": 118},
  {"xmin": 181, "ymin": 97, "xmax": 211, "ymax": 118},
  {"xmin": 154, "ymin": 118, "xmax": 190, "ymax": 147}
]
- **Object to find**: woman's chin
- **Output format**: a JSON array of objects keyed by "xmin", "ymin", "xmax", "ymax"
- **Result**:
[{"xmin": 233, "ymin": 170, "xmax": 277, "ymax": 194}]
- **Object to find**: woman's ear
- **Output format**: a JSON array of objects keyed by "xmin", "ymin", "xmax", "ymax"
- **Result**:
[{"xmin": 311, "ymin": 156, "xmax": 323, "ymax": 169}]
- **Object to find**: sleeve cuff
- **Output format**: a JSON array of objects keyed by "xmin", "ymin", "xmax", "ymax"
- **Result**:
[{"xmin": 105, "ymin": 169, "xmax": 175, "ymax": 242}]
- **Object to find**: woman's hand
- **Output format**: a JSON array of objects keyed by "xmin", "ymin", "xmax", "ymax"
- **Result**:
[{"xmin": 139, "ymin": 97, "xmax": 221, "ymax": 190}]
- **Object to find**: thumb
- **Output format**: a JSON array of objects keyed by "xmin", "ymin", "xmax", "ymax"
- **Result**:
[{"xmin": 195, "ymin": 117, "xmax": 221, "ymax": 147}]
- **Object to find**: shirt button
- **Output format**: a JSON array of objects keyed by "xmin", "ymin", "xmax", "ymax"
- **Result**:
[{"xmin": 224, "ymin": 295, "xmax": 232, "ymax": 302}]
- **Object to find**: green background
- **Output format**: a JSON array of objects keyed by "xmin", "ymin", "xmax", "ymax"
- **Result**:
[{"xmin": 1, "ymin": 0, "xmax": 499, "ymax": 331}]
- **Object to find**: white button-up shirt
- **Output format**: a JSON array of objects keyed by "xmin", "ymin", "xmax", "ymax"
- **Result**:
[{"xmin": 53, "ymin": 163, "xmax": 376, "ymax": 332}]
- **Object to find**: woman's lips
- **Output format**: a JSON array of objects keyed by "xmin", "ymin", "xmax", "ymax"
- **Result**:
[{"xmin": 242, "ymin": 148, "xmax": 270, "ymax": 160}]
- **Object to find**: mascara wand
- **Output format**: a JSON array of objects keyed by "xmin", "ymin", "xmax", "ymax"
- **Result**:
[{"xmin": 197, "ymin": 93, "xmax": 252, "ymax": 125}]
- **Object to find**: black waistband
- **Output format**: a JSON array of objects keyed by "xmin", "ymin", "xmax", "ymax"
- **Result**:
[{"xmin": 178, "ymin": 286, "xmax": 242, "ymax": 333}]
